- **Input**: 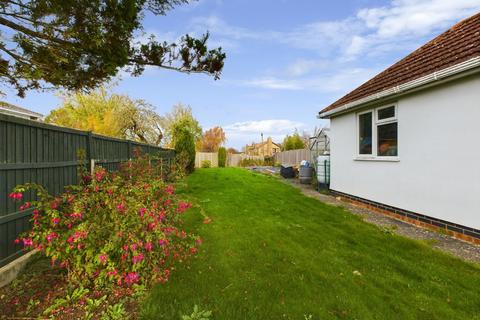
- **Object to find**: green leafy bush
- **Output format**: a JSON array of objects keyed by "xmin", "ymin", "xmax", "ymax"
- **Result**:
[
  {"xmin": 218, "ymin": 147, "xmax": 226, "ymax": 167},
  {"xmin": 10, "ymin": 154, "xmax": 200, "ymax": 289},
  {"xmin": 201, "ymin": 160, "xmax": 211, "ymax": 168},
  {"xmin": 174, "ymin": 127, "xmax": 196, "ymax": 174}
]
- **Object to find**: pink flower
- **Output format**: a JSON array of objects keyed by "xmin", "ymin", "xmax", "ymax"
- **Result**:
[
  {"xmin": 107, "ymin": 269, "xmax": 118, "ymax": 277},
  {"xmin": 46, "ymin": 232, "xmax": 57, "ymax": 243},
  {"xmin": 164, "ymin": 199, "xmax": 172, "ymax": 206},
  {"xmin": 132, "ymin": 254, "xmax": 144, "ymax": 264},
  {"xmin": 95, "ymin": 170, "xmax": 105, "ymax": 182},
  {"xmin": 165, "ymin": 185, "xmax": 174, "ymax": 195},
  {"xmin": 144, "ymin": 242, "xmax": 153, "ymax": 251},
  {"xmin": 70, "ymin": 212, "xmax": 83, "ymax": 219},
  {"xmin": 22, "ymin": 238, "xmax": 33, "ymax": 247},
  {"xmin": 177, "ymin": 202, "xmax": 192, "ymax": 213},
  {"xmin": 125, "ymin": 272, "xmax": 139, "ymax": 284},
  {"xmin": 116, "ymin": 203, "xmax": 126, "ymax": 212},
  {"xmin": 19, "ymin": 202, "xmax": 31, "ymax": 211},
  {"xmin": 14, "ymin": 238, "xmax": 20, "ymax": 245},
  {"xmin": 50, "ymin": 201, "xmax": 58, "ymax": 209},
  {"xmin": 138, "ymin": 207, "xmax": 147, "ymax": 218},
  {"xmin": 158, "ymin": 239, "xmax": 167, "ymax": 246},
  {"xmin": 51, "ymin": 217, "xmax": 60, "ymax": 225},
  {"xmin": 196, "ymin": 238, "xmax": 203, "ymax": 245},
  {"xmin": 9, "ymin": 192, "xmax": 23, "ymax": 201},
  {"xmin": 67, "ymin": 236, "xmax": 75, "ymax": 244},
  {"xmin": 98, "ymin": 254, "xmax": 108, "ymax": 264}
]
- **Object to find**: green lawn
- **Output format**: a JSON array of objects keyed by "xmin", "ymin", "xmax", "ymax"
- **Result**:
[{"xmin": 141, "ymin": 168, "xmax": 480, "ymax": 320}]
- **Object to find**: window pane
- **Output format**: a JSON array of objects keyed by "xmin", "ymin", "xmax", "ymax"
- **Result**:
[
  {"xmin": 378, "ymin": 106, "xmax": 395, "ymax": 120},
  {"xmin": 359, "ymin": 112, "xmax": 372, "ymax": 154},
  {"xmin": 377, "ymin": 122, "xmax": 398, "ymax": 156}
]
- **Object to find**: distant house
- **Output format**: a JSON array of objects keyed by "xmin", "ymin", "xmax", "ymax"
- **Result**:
[
  {"xmin": 318, "ymin": 13, "xmax": 480, "ymax": 240},
  {"xmin": 245, "ymin": 137, "xmax": 281, "ymax": 157},
  {"xmin": 0, "ymin": 102, "xmax": 43, "ymax": 121}
]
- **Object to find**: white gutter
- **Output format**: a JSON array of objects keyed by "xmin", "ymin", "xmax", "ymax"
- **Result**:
[{"xmin": 318, "ymin": 56, "xmax": 480, "ymax": 119}]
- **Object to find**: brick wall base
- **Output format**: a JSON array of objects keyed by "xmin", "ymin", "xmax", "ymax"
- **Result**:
[{"xmin": 330, "ymin": 190, "xmax": 480, "ymax": 245}]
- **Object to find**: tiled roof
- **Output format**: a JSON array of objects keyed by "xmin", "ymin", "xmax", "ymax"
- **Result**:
[
  {"xmin": 320, "ymin": 12, "xmax": 480, "ymax": 115},
  {"xmin": 0, "ymin": 101, "xmax": 43, "ymax": 118}
]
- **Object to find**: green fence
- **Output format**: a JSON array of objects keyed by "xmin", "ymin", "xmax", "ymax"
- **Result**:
[{"xmin": 0, "ymin": 113, "xmax": 175, "ymax": 267}]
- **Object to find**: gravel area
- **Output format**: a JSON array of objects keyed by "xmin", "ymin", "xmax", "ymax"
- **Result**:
[{"xmin": 282, "ymin": 178, "xmax": 480, "ymax": 264}]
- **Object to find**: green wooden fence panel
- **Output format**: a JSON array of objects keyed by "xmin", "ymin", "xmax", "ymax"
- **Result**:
[{"xmin": 0, "ymin": 114, "xmax": 174, "ymax": 267}]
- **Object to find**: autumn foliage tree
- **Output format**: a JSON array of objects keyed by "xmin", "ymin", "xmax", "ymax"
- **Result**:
[
  {"xmin": 0, "ymin": 0, "xmax": 226, "ymax": 97},
  {"xmin": 199, "ymin": 126, "xmax": 226, "ymax": 152}
]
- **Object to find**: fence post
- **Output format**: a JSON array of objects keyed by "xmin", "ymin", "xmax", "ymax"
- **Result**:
[{"xmin": 86, "ymin": 131, "xmax": 94, "ymax": 175}]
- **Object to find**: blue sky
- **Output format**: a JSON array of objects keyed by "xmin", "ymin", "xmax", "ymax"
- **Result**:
[{"xmin": 3, "ymin": 0, "xmax": 480, "ymax": 149}]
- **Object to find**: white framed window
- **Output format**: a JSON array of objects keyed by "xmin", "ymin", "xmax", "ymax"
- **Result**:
[{"xmin": 356, "ymin": 104, "xmax": 398, "ymax": 160}]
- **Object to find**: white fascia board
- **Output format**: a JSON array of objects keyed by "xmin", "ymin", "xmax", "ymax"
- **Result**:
[{"xmin": 318, "ymin": 56, "xmax": 480, "ymax": 119}]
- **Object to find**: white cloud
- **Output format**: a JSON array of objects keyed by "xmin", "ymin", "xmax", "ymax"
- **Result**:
[
  {"xmin": 224, "ymin": 119, "xmax": 307, "ymax": 147},
  {"xmin": 238, "ymin": 67, "xmax": 379, "ymax": 94},
  {"xmin": 188, "ymin": 1, "xmax": 480, "ymax": 59},
  {"xmin": 285, "ymin": 59, "xmax": 328, "ymax": 77},
  {"xmin": 225, "ymin": 119, "xmax": 305, "ymax": 134}
]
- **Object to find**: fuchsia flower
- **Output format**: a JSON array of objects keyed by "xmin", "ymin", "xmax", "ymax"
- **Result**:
[
  {"xmin": 144, "ymin": 242, "xmax": 153, "ymax": 251},
  {"xmin": 125, "ymin": 272, "xmax": 139, "ymax": 284},
  {"xmin": 46, "ymin": 232, "xmax": 57, "ymax": 243},
  {"xmin": 107, "ymin": 269, "xmax": 118, "ymax": 277},
  {"xmin": 51, "ymin": 217, "xmax": 60, "ymax": 225},
  {"xmin": 50, "ymin": 201, "xmax": 58, "ymax": 209},
  {"xmin": 8, "ymin": 192, "xmax": 23, "ymax": 201},
  {"xmin": 116, "ymin": 203, "xmax": 126, "ymax": 212},
  {"xmin": 176, "ymin": 202, "xmax": 191, "ymax": 213},
  {"xmin": 165, "ymin": 185, "xmax": 174, "ymax": 195},
  {"xmin": 70, "ymin": 212, "xmax": 83, "ymax": 219},
  {"xmin": 95, "ymin": 170, "xmax": 106, "ymax": 182},
  {"xmin": 138, "ymin": 207, "xmax": 147, "ymax": 218},
  {"xmin": 132, "ymin": 254, "xmax": 144, "ymax": 264},
  {"xmin": 14, "ymin": 238, "xmax": 20, "ymax": 245},
  {"xmin": 22, "ymin": 238, "xmax": 33, "ymax": 247},
  {"xmin": 19, "ymin": 202, "xmax": 31, "ymax": 211},
  {"xmin": 98, "ymin": 254, "xmax": 108, "ymax": 264},
  {"xmin": 67, "ymin": 236, "xmax": 75, "ymax": 244},
  {"xmin": 158, "ymin": 239, "xmax": 167, "ymax": 246}
]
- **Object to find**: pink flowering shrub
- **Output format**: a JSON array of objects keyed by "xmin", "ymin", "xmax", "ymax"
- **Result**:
[{"xmin": 10, "ymin": 154, "xmax": 200, "ymax": 288}]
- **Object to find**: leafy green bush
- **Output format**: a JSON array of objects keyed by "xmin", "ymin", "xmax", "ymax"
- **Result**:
[
  {"xmin": 174, "ymin": 127, "xmax": 196, "ymax": 174},
  {"xmin": 218, "ymin": 147, "xmax": 226, "ymax": 167},
  {"xmin": 201, "ymin": 160, "xmax": 211, "ymax": 168},
  {"xmin": 10, "ymin": 154, "xmax": 200, "ymax": 289}
]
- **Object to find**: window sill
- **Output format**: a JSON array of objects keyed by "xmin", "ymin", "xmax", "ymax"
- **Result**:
[{"xmin": 354, "ymin": 156, "xmax": 400, "ymax": 162}]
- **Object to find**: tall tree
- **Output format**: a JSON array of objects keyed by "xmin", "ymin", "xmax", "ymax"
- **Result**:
[
  {"xmin": 0, "ymin": 1, "xmax": 226, "ymax": 97},
  {"xmin": 199, "ymin": 126, "xmax": 226, "ymax": 152},
  {"xmin": 160, "ymin": 103, "xmax": 202, "ymax": 147},
  {"xmin": 46, "ymin": 87, "xmax": 163, "ymax": 145}
]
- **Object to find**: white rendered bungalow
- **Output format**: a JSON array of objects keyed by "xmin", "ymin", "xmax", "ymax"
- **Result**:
[{"xmin": 318, "ymin": 13, "xmax": 480, "ymax": 242}]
